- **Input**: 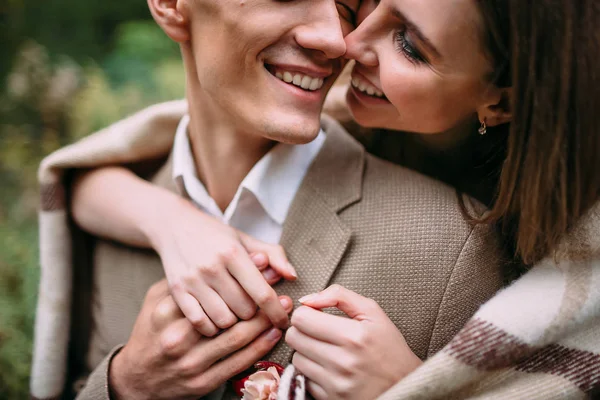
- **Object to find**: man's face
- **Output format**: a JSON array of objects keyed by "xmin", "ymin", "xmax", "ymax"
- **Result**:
[{"xmin": 184, "ymin": 0, "xmax": 358, "ymax": 144}]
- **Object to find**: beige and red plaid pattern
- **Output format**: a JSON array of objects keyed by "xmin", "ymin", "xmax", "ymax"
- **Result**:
[
  {"xmin": 378, "ymin": 230, "xmax": 600, "ymax": 400},
  {"xmin": 30, "ymin": 100, "xmax": 600, "ymax": 399},
  {"xmin": 31, "ymin": 100, "xmax": 188, "ymax": 400}
]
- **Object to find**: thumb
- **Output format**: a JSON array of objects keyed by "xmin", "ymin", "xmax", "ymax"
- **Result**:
[{"xmin": 298, "ymin": 284, "xmax": 378, "ymax": 321}]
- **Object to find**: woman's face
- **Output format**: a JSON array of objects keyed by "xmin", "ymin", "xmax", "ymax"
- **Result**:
[{"xmin": 345, "ymin": 0, "xmax": 498, "ymax": 134}]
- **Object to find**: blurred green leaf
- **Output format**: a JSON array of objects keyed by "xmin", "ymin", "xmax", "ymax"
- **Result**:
[{"xmin": 1, "ymin": 7, "xmax": 184, "ymax": 397}]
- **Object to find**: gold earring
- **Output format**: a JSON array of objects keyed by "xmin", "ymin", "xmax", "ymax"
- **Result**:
[{"xmin": 478, "ymin": 119, "xmax": 487, "ymax": 135}]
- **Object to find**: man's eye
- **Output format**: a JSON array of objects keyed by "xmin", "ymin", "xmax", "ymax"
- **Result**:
[{"xmin": 336, "ymin": 2, "xmax": 357, "ymax": 25}]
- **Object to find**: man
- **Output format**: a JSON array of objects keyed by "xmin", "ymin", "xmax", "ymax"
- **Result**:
[{"xmin": 30, "ymin": 0, "xmax": 504, "ymax": 399}]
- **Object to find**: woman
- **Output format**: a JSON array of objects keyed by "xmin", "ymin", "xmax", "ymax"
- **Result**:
[
  {"xmin": 39, "ymin": 0, "xmax": 600, "ymax": 399},
  {"xmin": 280, "ymin": 1, "xmax": 600, "ymax": 398},
  {"xmin": 295, "ymin": 1, "xmax": 600, "ymax": 399}
]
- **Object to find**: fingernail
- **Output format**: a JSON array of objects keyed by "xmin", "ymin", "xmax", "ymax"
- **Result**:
[
  {"xmin": 279, "ymin": 297, "xmax": 291, "ymax": 308},
  {"xmin": 263, "ymin": 268, "xmax": 279, "ymax": 280},
  {"xmin": 288, "ymin": 263, "xmax": 298, "ymax": 279},
  {"xmin": 266, "ymin": 328, "xmax": 282, "ymax": 341},
  {"xmin": 298, "ymin": 294, "xmax": 317, "ymax": 303}
]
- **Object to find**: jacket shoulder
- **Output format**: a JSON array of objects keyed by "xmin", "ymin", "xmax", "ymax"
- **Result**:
[{"xmin": 362, "ymin": 152, "xmax": 486, "ymax": 215}]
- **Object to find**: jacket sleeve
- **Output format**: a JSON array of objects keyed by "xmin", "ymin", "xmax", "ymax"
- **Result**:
[
  {"xmin": 75, "ymin": 345, "xmax": 123, "ymax": 400},
  {"xmin": 74, "ymin": 345, "xmax": 228, "ymax": 400},
  {"xmin": 426, "ymin": 221, "xmax": 505, "ymax": 356}
]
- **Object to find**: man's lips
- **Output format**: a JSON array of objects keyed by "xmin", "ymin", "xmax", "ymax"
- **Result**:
[
  {"xmin": 265, "ymin": 63, "xmax": 332, "ymax": 91},
  {"xmin": 267, "ymin": 63, "xmax": 332, "ymax": 78}
]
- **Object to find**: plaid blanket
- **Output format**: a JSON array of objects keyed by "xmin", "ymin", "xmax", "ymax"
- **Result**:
[
  {"xmin": 30, "ymin": 99, "xmax": 600, "ymax": 399},
  {"xmin": 377, "ymin": 204, "xmax": 600, "ymax": 399}
]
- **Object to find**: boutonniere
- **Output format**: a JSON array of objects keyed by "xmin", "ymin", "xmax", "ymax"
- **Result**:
[{"xmin": 234, "ymin": 361, "xmax": 306, "ymax": 400}]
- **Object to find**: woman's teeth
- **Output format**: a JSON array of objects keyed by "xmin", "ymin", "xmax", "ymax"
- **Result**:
[
  {"xmin": 274, "ymin": 70, "xmax": 324, "ymax": 91},
  {"xmin": 351, "ymin": 77, "xmax": 384, "ymax": 98}
]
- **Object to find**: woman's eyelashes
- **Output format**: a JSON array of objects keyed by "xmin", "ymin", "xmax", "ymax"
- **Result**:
[{"xmin": 394, "ymin": 28, "xmax": 426, "ymax": 64}]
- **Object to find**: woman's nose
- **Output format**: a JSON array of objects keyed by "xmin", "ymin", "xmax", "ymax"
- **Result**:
[{"xmin": 344, "ymin": 24, "xmax": 378, "ymax": 67}]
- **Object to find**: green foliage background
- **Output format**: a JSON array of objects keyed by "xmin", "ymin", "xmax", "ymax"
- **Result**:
[{"xmin": 1, "ymin": 3, "xmax": 185, "ymax": 397}]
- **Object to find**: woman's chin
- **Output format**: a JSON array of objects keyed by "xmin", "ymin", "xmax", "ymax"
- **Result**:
[
  {"xmin": 348, "ymin": 107, "xmax": 375, "ymax": 127},
  {"xmin": 347, "ymin": 101, "xmax": 391, "ymax": 130},
  {"xmin": 350, "ymin": 110, "xmax": 389, "ymax": 130}
]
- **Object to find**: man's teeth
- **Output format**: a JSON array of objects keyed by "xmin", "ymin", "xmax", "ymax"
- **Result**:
[
  {"xmin": 275, "ymin": 71, "xmax": 324, "ymax": 91},
  {"xmin": 351, "ymin": 77, "xmax": 384, "ymax": 98}
]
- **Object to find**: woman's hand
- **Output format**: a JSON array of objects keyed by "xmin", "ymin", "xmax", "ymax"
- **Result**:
[
  {"xmin": 71, "ymin": 167, "xmax": 297, "ymax": 336},
  {"xmin": 285, "ymin": 285, "xmax": 423, "ymax": 400},
  {"xmin": 146, "ymin": 195, "xmax": 298, "ymax": 336}
]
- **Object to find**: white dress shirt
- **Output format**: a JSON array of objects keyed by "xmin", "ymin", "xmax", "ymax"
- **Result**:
[{"xmin": 172, "ymin": 115, "xmax": 325, "ymax": 244}]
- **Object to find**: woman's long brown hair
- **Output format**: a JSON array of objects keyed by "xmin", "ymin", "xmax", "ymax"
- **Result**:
[{"xmin": 479, "ymin": 0, "xmax": 600, "ymax": 265}]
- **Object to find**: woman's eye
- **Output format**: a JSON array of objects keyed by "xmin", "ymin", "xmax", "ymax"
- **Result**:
[
  {"xmin": 394, "ymin": 29, "xmax": 426, "ymax": 64},
  {"xmin": 336, "ymin": 2, "xmax": 357, "ymax": 25}
]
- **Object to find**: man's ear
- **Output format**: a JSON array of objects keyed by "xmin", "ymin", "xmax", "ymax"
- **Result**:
[
  {"xmin": 147, "ymin": 0, "xmax": 190, "ymax": 43},
  {"xmin": 477, "ymin": 87, "xmax": 512, "ymax": 128}
]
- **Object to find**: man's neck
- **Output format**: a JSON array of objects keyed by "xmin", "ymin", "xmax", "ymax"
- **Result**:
[{"xmin": 186, "ymin": 93, "xmax": 276, "ymax": 213}]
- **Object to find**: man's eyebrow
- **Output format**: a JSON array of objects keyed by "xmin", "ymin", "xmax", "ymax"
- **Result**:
[{"xmin": 391, "ymin": 7, "xmax": 442, "ymax": 59}]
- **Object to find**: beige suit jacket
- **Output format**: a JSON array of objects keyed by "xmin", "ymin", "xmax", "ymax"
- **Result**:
[{"xmin": 74, "ymin": 115, "xmax": 505, "ymax": 399}]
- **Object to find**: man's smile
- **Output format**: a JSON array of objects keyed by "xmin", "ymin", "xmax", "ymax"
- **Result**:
[{"xmin": 265, "ymin": 64, "xmax": 330, "ymax": 92}]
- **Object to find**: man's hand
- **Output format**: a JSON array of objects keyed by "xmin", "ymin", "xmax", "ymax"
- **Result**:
[
  {"xmin": 285, "ymin": 285, "xmax": 422, "ymax": 400},
  {"xmin": 109, "ymin": 280, "xmax": 293, "ymax": 400},
  {"xmin": 147, "ymin": 196, "xmax": 297, "ymax": 336}
]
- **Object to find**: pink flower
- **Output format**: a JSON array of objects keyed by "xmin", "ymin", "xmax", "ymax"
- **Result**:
[{"xmin": 241, "ymin": 366, "xmax": 281, "ymax": 400}]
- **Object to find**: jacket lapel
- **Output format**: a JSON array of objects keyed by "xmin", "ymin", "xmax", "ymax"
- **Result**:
[
  {"xmin": 151, "ymin": 116, "xmax": 366, "ymax": 366},
  {"xmin": 269, "ymin": 115, "xmax": 365, "ymax": 364}
]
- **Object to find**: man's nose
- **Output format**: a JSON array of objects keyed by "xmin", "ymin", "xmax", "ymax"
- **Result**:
[{"xmin": 294, "ymin": 4, "xmax": 346, "ymax": 60}]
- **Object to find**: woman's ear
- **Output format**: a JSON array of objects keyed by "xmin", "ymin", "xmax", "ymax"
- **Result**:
[
  {"xmin": 147, "ymin": 0, "xmax": 190, "ymax": 43},
  {"xmin": 477, "ymin": 87, "xmax": 512, "ymax": 128}
]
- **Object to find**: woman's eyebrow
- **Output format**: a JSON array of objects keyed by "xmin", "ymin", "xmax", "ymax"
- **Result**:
[{"xmin": 391, "ymin": 7, "xmax": 442, "ymax": 59}]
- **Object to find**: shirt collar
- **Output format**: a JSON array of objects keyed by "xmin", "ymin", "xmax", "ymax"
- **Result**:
[
  {"xmin": 172, "ymin": 114, "xmax": 325, "ymax": 225},
  {"xmin": 172, "ymin": 115, "xmax": 219, "ymax": 214},
  {"xmin": 172, "ymin": 114, "xmax": 193, "ymax": 184},
  {"xmin": 241, "ymin": 128, "xmax": 325, "ymax": 225}
]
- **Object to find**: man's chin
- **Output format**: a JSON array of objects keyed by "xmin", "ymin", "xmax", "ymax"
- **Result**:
[{"xmin": 261, "ymin": 115, "xmax": 322, "ymax": 145}]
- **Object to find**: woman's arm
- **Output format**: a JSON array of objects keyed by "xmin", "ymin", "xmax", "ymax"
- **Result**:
[
  {"xmin": 71, "ymin": 167, "xmax": 297, "ymax": 333},
  {"xmin": 71, "ymin": 167, "xmax": 183, "ymax": 248}
]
